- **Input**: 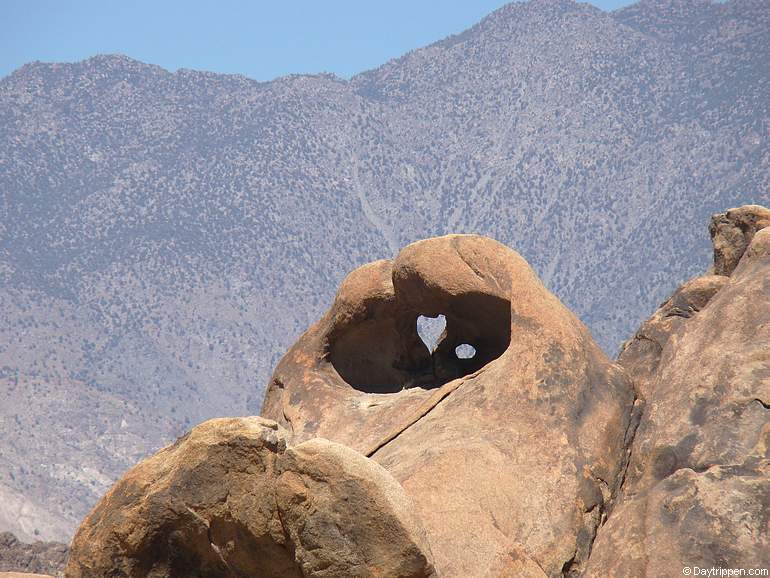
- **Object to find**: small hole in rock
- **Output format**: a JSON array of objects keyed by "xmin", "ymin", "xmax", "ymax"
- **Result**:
[
  {"xmin": 417, "ymin": 314, "xmax": 446, "ymax": 353},
  {"xmin": 455, "ymin": 343, "xmax": 476, "ymax": 359}
]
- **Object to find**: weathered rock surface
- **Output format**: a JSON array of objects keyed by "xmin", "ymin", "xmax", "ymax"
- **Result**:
[
  {"xmin": 617, "ymin": 274, "xmax": 728, "ymax": 399},
  {"xmin": 746, "ymin": 226, "xmax": 770, "ymax": 261},
  {"xmin": 64, "ymin": 206, "xmax": 770, "ymax": 576},
  {"xmin": 0, "ymin": 533, "xmax": 65, "ymax": 577},
  {"xmin": 709, "ymin": 204, "xmax": 770, "ymax": 276},
  {"xmin": 276, "ymin": 439, "xmax": 435, "ymax": 577},
  {"xmin": 262, "ymin": 234, "xmax": 638, "ymax": 576},
  {"xmin": 66, "ymin": 417, "xmax": 435, "ymax": 578},
  {"xmin": 588, "ymin": 206, "xmax": 770, "ymax": 575}
]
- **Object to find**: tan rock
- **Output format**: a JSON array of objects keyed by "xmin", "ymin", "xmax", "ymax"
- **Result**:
[
  {"xmin": 586, "ymin": 462, "xmax": 770, "ymax": 577},
  {"xmin": 709, "ymin": 204, "xmax": 770, "ymax": 275},
  {"xmin": 66, "ymin": 417, "xmax": 297, "ymax": 577},
  {"xmin": 588, "ymin": 204, "xmax": 770, "ymax": 576},
  {"xmin": 66, "ymin": 417, "xmax": 435, "ymax": 578},
  {"xmin": 276, "ymin": 438, "xmax": 436, "ymax": 577},
  {"xmin": 0, "ymin": 573, "xmax": 55, "ymax": 578},
  {"xmin": 483, "ymin": 543, "xmax": 550, "ymax": 577},
  {"xmin": 741, "ymin": 225, "xmax": 770, "ymax": 263},
  {"xmin": 262, "ymin": 234, "xmax": 637, "ymax": 576},
  {"xmin": 617, "ymin": 274, "xmax": 727, "ymax": 399}
]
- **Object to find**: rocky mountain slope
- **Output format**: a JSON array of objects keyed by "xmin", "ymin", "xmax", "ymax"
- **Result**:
[
  {"xmin": 1, "ymin": 0, "xmax": 768, "ymax": 541},
  {"xmin": 62, "ymin": 204, "xmax": 770, "ymax": 577},
  {"xmin": 0, "ymin": 533, "xmax": 66, "ymax": 577}
]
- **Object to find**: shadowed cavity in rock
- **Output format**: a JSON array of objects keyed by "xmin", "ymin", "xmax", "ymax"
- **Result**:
[{"xmin": 328, "ymin": 278, "xmax": 511, "ymax": 393}]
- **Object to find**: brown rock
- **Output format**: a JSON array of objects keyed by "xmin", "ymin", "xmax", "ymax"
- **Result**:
[
  {"xmin": 617, "ymin": 274, "xmax": 727, "ymax": 399},
  {"xmin": 740, "ymin": 225, "xmax": 770, "ymax": 264},
  {"xmin": 276, "ymin": 439, "xmax": 436, "ymax": 577},
  {"xmin": 66, "ymin": 417, "xmax": 435, "ymax": 578},
  {"xmin": 586, "ymin": 462, "xmax": 770, "ymax": 577},
  {"xmin": 484, "ymin": 544, "xmax": 550, "ymax": 578},
  {"xmin": 587, "ymin": 205, "xmax": 770, "ymax": 576},
  {"xmin": 262, "ymin": 234, "xmax": 637, "ymax": 576},
  {"xmin": 709, "ymin": 204, "xmax": 770, "ymax": 276},
  {"xmin": 66, "ymin": 417, "xmax": 297, "ymax": 577}
]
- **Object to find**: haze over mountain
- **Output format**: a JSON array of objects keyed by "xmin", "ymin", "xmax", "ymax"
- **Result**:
[{"xmin": 0, "ymin": 0, "xmax": 768, "ymax": 542}]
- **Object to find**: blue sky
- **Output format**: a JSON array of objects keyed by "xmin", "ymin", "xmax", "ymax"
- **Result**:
[{"xmin": 2, "ymin": 0, "xmax": 635, "ymax": 81}]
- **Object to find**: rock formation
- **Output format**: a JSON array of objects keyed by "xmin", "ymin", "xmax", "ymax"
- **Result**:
[
  {"xmin": 64, "ymin": 205, "xmax": 769, "ymax": 577},
  {"xmin": 615, "ymin": 274, "xmax": 728, "ymax": 400},
  {"xmin": 709, "ymin": 205, "xmax": 770, "ymax": 276},
  {"xmin": 65, "ymin": 417, "xmax": 435, "ymax": 578},
  {"xmin": 4, "ymin": 0, "xmax": 769, "ymax": 543},
  {"xmin": 261, "ymin": 234, "xmax": 638, "ymax": 576},
  {"xmin": 587, "ymin": 204, "xmax": 770, "ymax": 575}
]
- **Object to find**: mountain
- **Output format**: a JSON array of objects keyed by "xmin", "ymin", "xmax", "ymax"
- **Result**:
[
  {"xmin": 0, "ymin": 0, "xmax": 768, "ymax": 542},
  {"xmin": 0, "ymin": 532, "xmax": 67, "ymax": 576}
]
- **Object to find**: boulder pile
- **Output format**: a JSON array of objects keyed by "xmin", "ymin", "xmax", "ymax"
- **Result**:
[{"xmin": 65, "ymin": 205, "xmax": 770, "ymax": 577}]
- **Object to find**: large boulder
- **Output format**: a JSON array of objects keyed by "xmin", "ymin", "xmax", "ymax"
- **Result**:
[
  {"xmin": 261, "ymin": 234, "xmax": 638, "ymax": 576},
  {"xmin": 66, "ymin": 417, "xmax": 435, "ymax": 578},
  {"xmin": 587, "ymin": 205, "xmax": 770, "ymax": 576},
  {"xmin": 63, "ymin": 207, "xmax": 770, "ymax": 576},
  {"xmin": 276, "ymin": 439, "xmax": 435, "ymax": 577}
]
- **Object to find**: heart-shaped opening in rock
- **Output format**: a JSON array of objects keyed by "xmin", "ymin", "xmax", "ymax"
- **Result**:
[
  {"xmin": 328, "ymin": 293, "xmax": 510, "ymax": 394},
  {"xmin": 417, "ymin": 314, "xmax": 447, "ymax": 353}
]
